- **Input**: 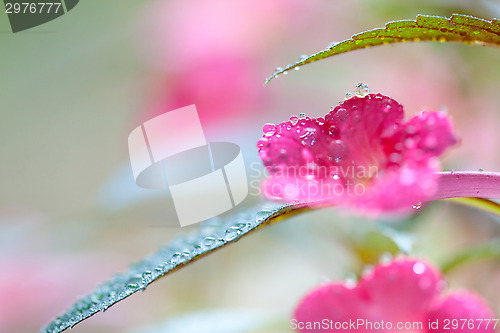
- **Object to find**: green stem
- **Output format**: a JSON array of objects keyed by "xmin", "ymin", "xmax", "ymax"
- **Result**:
[{"xmin": 441, "ymin": 239, "xmax": 500, "ymax": 274}]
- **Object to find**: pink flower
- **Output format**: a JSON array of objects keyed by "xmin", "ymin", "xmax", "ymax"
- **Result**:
[
  {"xmin": 293, "ymin": 258, "xmax": 496, "ymax": 332},
  {"xmin": 257, "ymin": 93, "xmax": 458, "ymax": 213}
]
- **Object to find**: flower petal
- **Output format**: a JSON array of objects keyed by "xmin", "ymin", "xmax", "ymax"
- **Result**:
[
  {"xmin": 293, "ymin": 284, "xmax": 365, "ymax": 333},
  {"xmin": 427, "ymin": 292, "xmax": 496, "ymax": 333},
  {"xmin": 358, "ymin": 258, "xmax": 444, "ymax": 323},
  {"xmin": 293, "ymin": 258, "xmax": 445, "ymax": 332},
  {"xmin": 257, "ymin": 94, "xmax": 458, "ymax": 213}
]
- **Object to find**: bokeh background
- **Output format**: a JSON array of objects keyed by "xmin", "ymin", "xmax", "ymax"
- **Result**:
[{"xmin": 1, "ymin": 0, "xmax": 500, "ymax": 332}]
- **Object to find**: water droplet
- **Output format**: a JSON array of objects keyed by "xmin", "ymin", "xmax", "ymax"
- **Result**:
[
  {"xmin": 450, "ymin": 170, "xmax": 455, "ymax": 175},
  {"xmin": 284, "ymin": 65, "xmax": 291, "ymax": 75},
  {"xmin": 274, "ymin": 67, "xmax": 283, "ymax": 73},
  {"xmin": 299, "ymin": 112, "xmax": 306, "ymax": 119},
  {"xmin": 344, "ymin": 274, "xmax": 357, "ymax": 289},
  {"xmin": 412, "ymin": 202, "xmax": 422, "ymax": 210},
  {"xmin": 412, "ymin": 262, "xmax": 426, "ymax": 275},
  {"xmin": 418, "ymin": 276, "xmax": 432, "ymax": 290},
  {"xmin": 263, "ymin": 123, "xmax": 276, "ymax": 137},
  {"xmin": 290, "ymin": 116, "xmax": 299, "ymax": 126},
  {"xmin": 404, "ymin": 138, "xmax": 415, "ymax": 148},
  {"xmin": 379, "ymin": 252, "xmax": 393, "ymax": 264},
  {"xmin": 362, "ymin": 265, "xmax": 374, "ymax": 277},
  {"xmin": 299, "ymin": 54, "xmax": 308, "ymax": 61},
  {"xmin": 345, "ymin": 92, "xmax": 353, "ymax": 100},
  {"xmin": 329, "ymin": 106, "xmax": 335, "ymax": 111},
  {"xmin": 181, "ymin": 250, "xmax": 191, "ymax": 261},
  {"xmin": 328, "ymin": 125, "xmax": 339, "ymax": 137},
  {"xmin": 424, "ymin": 135, "xmax": 437, "ymax": 149},
  {"xmin": 328, "ymin": 140, "xmax": 349, "ymax": 162},
  {"xmin": 256, "ymin": 209, "xmax": 273, "ymax": 221},
  {"xmin": 294, "ymin": 66, "xmax": 300, "ymax": 71},
  {"xmin": 335, "ymin": 108, "xmax": 348, "ymax": 121},
  {"xmin": 142, "ymin": 271, "xmax": 153, "ymax": 283},
  {"xmin": 479, "ymin": 168, "xmax": 484, "ymax": 172},
  {"xmin": 354, "ymin": 83, "xmax": 370, "ymax": 97},
  {"xmin": 405, "ymin": 125, "xmax": 416, "ymax": 134},
  {"xmin": 301, "ymin": 136, "xmax": 316, "ymax": 146},
  {"xmin": 126, "ymin": 283, "xmax": 139, "ymax": 292},
  {"xmin": 225, "ymin": 226, "xmax": 242, "ymax": 241},
  {"xmin": 169, "ymin": 252, "xmax": 182, "ymax": 264},
  {"xmin": 201, "ymin": 236, "xmax": 216, "ymax": 249},
  {"xmin": 388, "ymin": 152, "xmax": 401, "ymax": 163}
]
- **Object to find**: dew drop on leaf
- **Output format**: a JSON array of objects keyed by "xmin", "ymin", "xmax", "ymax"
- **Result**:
[
  {"xmin": 225, "ymin": 226, "xmax": 242, "ymax": 241},
  {"xmin": 255, "ymin": 209, "xmax": 273, "ymax": 222}
]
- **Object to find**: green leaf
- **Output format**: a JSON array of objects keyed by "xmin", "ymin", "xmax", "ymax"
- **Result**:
[
  {"xmin": 40, "ymin": 202, "xmax": 311, "ymax": 333},
  {"xmin": 266, "ymin": 14, "xmax": 500, "ymax": 83}
]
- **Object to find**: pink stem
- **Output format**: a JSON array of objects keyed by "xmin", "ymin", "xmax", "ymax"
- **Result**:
[{"xmin": 432, "ymin": 171, "xmax": 500, "ymax": 200}]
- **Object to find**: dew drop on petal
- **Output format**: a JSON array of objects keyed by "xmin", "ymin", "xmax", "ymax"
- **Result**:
[
  {"xmin": 299, "ymin": 54, "xmax": 308, "ymax": 61},
  {"xmin": 328, "ymin": 140, "xmax": 349, "ymax": 162},
  {"xmin": 388, "ymin": 152, "xmax": 401, "ymax": 163},
  {"xmin": 335, "ymin": 108, "xmax": 348, "ymax": 121},
  {"xmin": 344, "ymin": 274, "xmax": 357, "ymax": 289},
  {"xmin": 299, "ymin": 112, "xmax": 306, "ymax": 119},
  {"xmin": 412, "ymin": 262, "xmax": 426, "ymax": 275},
  {"xmin": 290, "ymin": 116, "xmax": 299, "ymax": 126},
  {"xmin": 274, "ymin": 67, "xmax": 283, "ymax": 73},
  {"xmin": 379, "ymin": 252, "xmax": 393, "ymax": 264},
  {"xmin": 361, "ymin": 264, "xmax": 374, "ymax": 278},
  {"xmin": 354, "ymin": 83, "xmax": 370, "ymax": 97},
  {"xmin": 418, "ymin": 276, "xmax": 432, "ymax": 291},
  {"xmin": 412, "ymin": 202, "xmax": 422, "ymax": 210},
  {"xmin": 328, "ymin": 125, "xmax": 339, "ymax": 137},
  {"xmin": 345, "ymin": 92, "xmax": 353, "ymax": 100},
  {"xmin": 479, "ymin": 168, "xmax": 483, "ymax": 172},
  {"xmin": 405, "ymin": 125, "xmax": 416, "ymax": 134},
  {"xmin": 330, "ymin": 106, "xmax": 335, "ymax": 111}
]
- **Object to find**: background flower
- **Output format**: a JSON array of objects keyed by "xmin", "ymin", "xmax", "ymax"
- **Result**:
[{"xmin": 294, "ymin": 258, "xmax": 496, "ymax": 332}]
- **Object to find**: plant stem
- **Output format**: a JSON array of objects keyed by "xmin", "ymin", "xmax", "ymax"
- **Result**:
[
  {"xmin": 441, "ymin": 239, "xmax": 500, "ymax": 274},
  {"xmin": 433, "ymin": 171, "xmax": 500, "ymax": 200}
]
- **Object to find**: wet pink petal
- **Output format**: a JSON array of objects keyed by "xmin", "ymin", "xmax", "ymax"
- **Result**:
[
  {"xmin": 293, "ymin": 284, "xmax": 366, "ymax": 332},
  {"xmin": 358, "ymin": 259, "xmax": 444, "ymax": 322},
  {"xmin": 427, "ymin": 292, "xmax": 497, "ymax": 333},
  {"xmin": 258, "ymin": 94, "xmax": 458, "ymax": 213},
  {"xmin": 293, "ymin": 258, "xmax": 496, "ymax": 333}
]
